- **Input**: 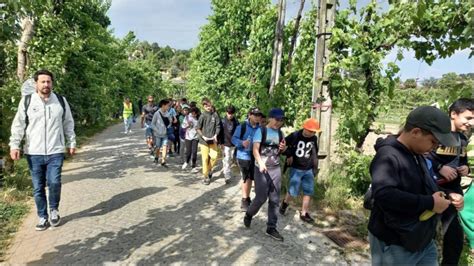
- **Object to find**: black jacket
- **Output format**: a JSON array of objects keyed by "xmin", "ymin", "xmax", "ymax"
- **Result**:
[
  {"xmin": 368, "ymin": 135, "xmax": 438, "ymax": 247},
  {"xmin": 427, "ymin": 132, "xmax": 469, "ymax": 194},
  {"xmin": 220, "ymin": 117, "xmax": 239, "ymax": 147}
]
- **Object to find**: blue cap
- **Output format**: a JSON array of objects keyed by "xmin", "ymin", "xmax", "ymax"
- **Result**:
[{"xmin": 268, "ymin": 108, "xmax": 285, "ymax": 119}]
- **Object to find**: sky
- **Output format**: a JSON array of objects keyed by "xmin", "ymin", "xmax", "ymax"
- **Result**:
[{"xmin": 107, "ymin": 0, "xmax": 474, "ymax": 81}]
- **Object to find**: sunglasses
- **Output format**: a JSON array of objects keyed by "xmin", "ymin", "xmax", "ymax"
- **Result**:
[{"xmin": 275, "ymin": 118, "xmax": 284, "ymax": 122}]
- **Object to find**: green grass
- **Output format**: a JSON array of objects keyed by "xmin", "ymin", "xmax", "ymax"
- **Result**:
[{"xmin": 0, "ymin": 190, "xmax": 30, "ymax": 261}]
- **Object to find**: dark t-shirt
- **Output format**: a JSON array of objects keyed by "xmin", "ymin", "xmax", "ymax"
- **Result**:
[
  {"xmin": 285, "ymin": 130, "xmax": 318, "ymax": 170},
  {"xmin": 142, "ymin": 104, "xmax": 158, "ymax": 123}
]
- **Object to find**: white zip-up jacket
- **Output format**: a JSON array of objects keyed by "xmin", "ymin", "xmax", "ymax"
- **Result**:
[{"xmin": 9, "ymin": 92, "xmax": 76, "ymax": 155}]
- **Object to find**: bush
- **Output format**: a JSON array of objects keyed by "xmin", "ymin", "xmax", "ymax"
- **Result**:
[{"xmin": 321, "ymin": 151, "xmax": 373, "ymax": 209}]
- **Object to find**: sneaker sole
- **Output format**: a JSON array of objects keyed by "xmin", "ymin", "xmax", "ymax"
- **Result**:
[
  {"xmin": 51, "ymin": 219, "xmax": 60, "ymax": 227},
  {"xmin": 35, "ymin": 225, "xmax": 50, "ymax": 231},
  {"xmin": 265, "ymin": 232, "xmax": 284, "ymax": 241}
]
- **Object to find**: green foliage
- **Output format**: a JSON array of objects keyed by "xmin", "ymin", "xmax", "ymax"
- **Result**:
[
  {"xmin": 403, "ymin": 78, "xmax": 417, "ymax": 89},
  {"xmin": 0, "ymin": 1, "xmax": 193, "ymax": 157},
  {"xmin": 2, "ymin": 159, "xmax": 31, "ymax": 192},
  {"xmin": 328, "ymin": 0, "xmax": 471, "ymax": 151},
  {"xmin": 188, "ymin": 0, "xmax": 276, "ymax": 118},
  {"xmin": 0, "ymin": 188, "xmax": 29, "ymax": 260},
  {"xmin": 322, "ymin": 152, "xmax": 372, "ymax": 209}
]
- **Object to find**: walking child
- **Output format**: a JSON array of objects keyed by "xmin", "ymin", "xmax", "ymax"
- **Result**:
[
  {"xmin": 279, "ymin": 118, "xmax": 321, "ymax": 223},
  {"xmin": 244, "ymin": 108, "xmax": 287, "ymax": 241}
]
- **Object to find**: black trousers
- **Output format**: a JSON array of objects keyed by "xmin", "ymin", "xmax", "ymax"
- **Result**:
[
  {"xmin": 185, "ymin": 139, "xmax": 198, "ymax": 168},
  {"xmin": 441, "ymin": 209, "xmax": 464, "ymax": 266}
]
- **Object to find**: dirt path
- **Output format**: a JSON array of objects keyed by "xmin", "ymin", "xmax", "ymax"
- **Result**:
[{"xmin": 6, "ymin": 124, "xmax": 369, "ymax": 264}]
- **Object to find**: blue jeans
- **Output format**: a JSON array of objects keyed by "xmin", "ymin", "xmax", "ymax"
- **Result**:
[
  {"xmin": 124, "ymin": 116, "xmax": 133, "ymax": 132},
  {"xmin": 369, "ymin": 232, "xmax": 438, "ymax": 265},
  {"xmin": 26, "ymin": 154, "xmax": 65, "ymax": 219},
  {"xmin": 288, "ymin": 168, "xmax": 314, "ymax": 196}
]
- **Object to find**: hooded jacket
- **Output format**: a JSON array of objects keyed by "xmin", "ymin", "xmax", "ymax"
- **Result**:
[
  {"xmin": 9, "ymin": 92, "xmax": 76, "ymax": 155},
  {"xmin": 427, "ymin": 132, "xmax": 469, "ymax": 194},
  {"xmin": 368, "ymin": 135, "xmax": 439, "ymax": 248},
  {"xmin": 151, "ymin": 109, "xmax": 170, "ymax": 138}
]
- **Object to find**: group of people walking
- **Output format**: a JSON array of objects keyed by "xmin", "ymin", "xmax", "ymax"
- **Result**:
[
  {"xmin": 8, "ymin": 69, "xmax": 474, "ymax": 264},
  {"xmin": 129, "ymin": 95, "xmax": 322, "ymax": 241}
]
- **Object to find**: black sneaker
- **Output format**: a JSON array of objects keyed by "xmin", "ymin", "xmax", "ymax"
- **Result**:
[
  {"xmin": 279, "ymin": 200, "xmax": 289, "ymax": 215},
  {"xmin": 266, "ymin": 228, "xmax": 284, "ymax": 241},
  {"xmin": 161, "ymin": 161, "xmax": 168, "ymax": 168},
  {"xmin": 243, "ymin": 213, "xmax": 252, "ymax": 228},
  {"xmin": 240, "ymin": 198, "xmax": 251, "ymax": 212},
  {"xmin": 154, "ymin": 157, "xmax": 159, "ymax": 164},
  {"xmin": 299, "ymin": 212, "xmax": 315, "ymax": 224},
  {"xmin": 50, "ymin": 209, "xmax": 60, "ymax": 227},
  {"xmin": 202, "ymin": 178, "xmax": 211, "ymax": 185},
  {"xmin": 36, "ymin": 217, "xmax": 50, "ymax": 231}
]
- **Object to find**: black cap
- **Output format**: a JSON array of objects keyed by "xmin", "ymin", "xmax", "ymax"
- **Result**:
[
  {"xmin": 406, "ymin": 106, "xmax": 457, "ymax": 147},
  {"xmin": 249, "ymin": 107, "xmax": 263, "ymax": 115}
]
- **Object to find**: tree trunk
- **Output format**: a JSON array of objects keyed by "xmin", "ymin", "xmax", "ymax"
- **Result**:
[
  {"xmin": 355, "ymin": 67, "xmax": 376, "ymax": 151},
  {"xmin": 269, "ymin": 0, "xmax": 286, "ymax": 95},
  {"xmin": 17, "ymin": 17, "xmax": 34, "ymax": 82},
  {"xmin": 286, "ymin": 0, "xmax": 305, "ymax": 74}
]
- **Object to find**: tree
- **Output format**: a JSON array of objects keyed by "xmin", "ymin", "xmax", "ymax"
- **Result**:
[
  {"xmin": 421, "ymin": 77, "xmax": 437, "ymax": 89},
  {"xmin": 404, "ymin": 78, "xmax": 417, "ymax": 89},
  {"xmin": 327, "ymin": 0, "xmax": 471, "ymax": 151}
]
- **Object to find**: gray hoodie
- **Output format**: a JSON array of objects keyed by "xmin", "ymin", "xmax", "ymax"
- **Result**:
[{"xmin": 9, "ymin": 92, "xmax": 76, "ymax": 155}]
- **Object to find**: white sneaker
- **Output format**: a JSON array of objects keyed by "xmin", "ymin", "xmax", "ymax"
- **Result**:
[
  {"xmin": 50, "ymin": 209, "xmax": 60, "ymax": 227},
  {"xmin": 182, "ymin": 162, "xmax": 188, "ymax": 170},
  {"xmin": 191, "ymin": 167, "xmax": 199, "ymax": 173}
]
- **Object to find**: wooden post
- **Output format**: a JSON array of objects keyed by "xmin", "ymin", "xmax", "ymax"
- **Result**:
[
  {"xmin": 269, "ymin": 0, "xmax": 286, "ymax": 95},
  {"xmin": 311, "ymin": 0, "xmax": 335, "ymax": 172},
  {"xmin": 17, "ymin": 17, "xmax": 35, "ymax": 82}
]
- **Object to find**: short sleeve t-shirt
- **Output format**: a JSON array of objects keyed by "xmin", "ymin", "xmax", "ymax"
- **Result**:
[
  {"xmin": 142, "ymin": 104, "xmax": 158, "ymax": 123},
  {"xmin": 285, "ymin": 130, "xmax": 318, "ymax": 170},
  {"xmin": 253, "ymin": 127, "xmax": 283, "ymax": 167}
]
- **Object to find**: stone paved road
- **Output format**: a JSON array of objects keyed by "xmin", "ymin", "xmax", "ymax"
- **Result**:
[{"xmin": 6, "ymin": 124, "xmax": 369, "ymax": 265}]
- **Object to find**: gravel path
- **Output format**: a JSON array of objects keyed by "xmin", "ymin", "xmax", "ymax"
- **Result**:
[{"xmin": 6, "ymin": 123, "xmax": 369, "ymax": 265}]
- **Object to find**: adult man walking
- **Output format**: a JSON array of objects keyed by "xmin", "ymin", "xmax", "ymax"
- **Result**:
[
  {"xmin": 10, "ymin": 69, "xmax": 76, "ymax": 231},
  {"xmin": 141, "ymin": 95, "xmax": 158, "ymax": 157}
]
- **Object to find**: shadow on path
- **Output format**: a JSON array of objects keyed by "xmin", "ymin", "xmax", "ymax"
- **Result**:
[{"xmin": 61, "ymin": 187, "xmax": 165, "ymax": 225}]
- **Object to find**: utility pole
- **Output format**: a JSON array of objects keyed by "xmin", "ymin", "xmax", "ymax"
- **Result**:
[
  {"xmin": 311, "ymin": 0, "xmax": 335, "ymax": 172},
  {"xmin": 269, "ymin": 0, "xmax": 286, "ymax": 95}
]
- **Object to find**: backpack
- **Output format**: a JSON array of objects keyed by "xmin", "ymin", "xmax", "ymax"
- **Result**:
[
  {"xmin": 259, "ymin": 126, "xmax": 283, "ymax": 152},
  {"xmin": 24, "ymin": 92, "xmax": 66, "ymax": 129}
]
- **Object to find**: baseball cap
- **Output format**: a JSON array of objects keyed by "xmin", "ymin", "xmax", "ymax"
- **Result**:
[
  {"xmin": 303, "ymin": 118, "xmax": 321, "ymax": 132},
  {"xmin": 249, "ymin": 107, "xmax": 263, "ymax": 115},
  {"xmin": 406, "ymin": 106, "xmax": 457, "ymax": 147},
  {"xmin": 268, "ymin": 108, "xmax": 285, "ymax": 119}
]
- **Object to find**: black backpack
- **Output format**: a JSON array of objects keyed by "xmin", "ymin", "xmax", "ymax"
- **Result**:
[
  {"xmin": 259, "ymin": 126, "xmax": 283, "ymax": 152},
  {"xmin": 24, "ymin": 92, "xmax": 66, "ymax": 129}
]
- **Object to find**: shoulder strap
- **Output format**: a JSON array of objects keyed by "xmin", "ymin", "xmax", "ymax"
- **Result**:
[
  {"xmin": 24, "ymin": 94, "xmax": 32, "ymax": 129},
  {"xmin": 239, "ymin": 122, "xmax": 247, "ymax": 140},
  {"xmin": 261, "ymin": 127, "xmax": 267, "ymax": 146},
  {"xmin": 53, "ymin": 92, "xmax": 66, "ymax": 121}
]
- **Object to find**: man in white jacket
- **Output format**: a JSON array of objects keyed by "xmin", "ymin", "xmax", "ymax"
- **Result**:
[{"xmin": 9, "ymin": 69, "xmax": 76, "ymax": 231}]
